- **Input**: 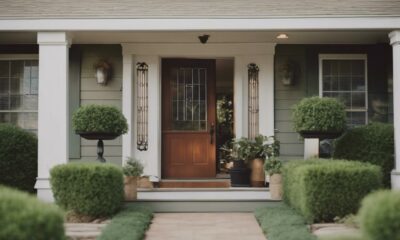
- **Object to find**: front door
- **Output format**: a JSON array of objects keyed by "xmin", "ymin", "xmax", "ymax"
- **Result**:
[{"xmin": 162, "ymin": 59, "xmax": 216, "ymax": 178}]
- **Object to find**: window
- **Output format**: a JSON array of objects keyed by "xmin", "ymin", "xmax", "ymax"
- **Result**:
[
  {"xmin": 319, "ymin": 54, "xmax": 368, "ymax": 126},
  {"xmin": 0, "ymin": 55, "xmax": 39, "ymax": 133}
]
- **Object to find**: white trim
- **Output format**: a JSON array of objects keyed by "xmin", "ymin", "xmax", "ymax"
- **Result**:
[
  {"xmin": 0, "ymin": 17, "xmax": 400, "ymax": 31},
  {"xmin": 318, "ymin": 54, "xmax": 368, "ymax": 124},
  {"xmin": 0, "ymin": 54, "xmax": 38, "ymax": 60}
]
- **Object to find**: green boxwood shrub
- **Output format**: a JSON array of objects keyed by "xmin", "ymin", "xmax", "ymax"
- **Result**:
[
  {"xmin": 333, "ymin": 123, "xmax": 394, "ymax": 187},
  {"xmin": 0, "ymin": 185, "xmax": 65, "ymax": 240},
  {"xmin": 292, "ymin": 97, "xmax": 347, "ymax": 132},
  {"xmin": 72, "ymin": 105, "xmax": 128, "ymax": 135},
  {"xmin": 359, "ymin": 190, "xmax": 400, "ymax": 240},
  {"xmin": 283, "ymin": 159, "xmax": 382, "ymax": 222},
  {"xmin": 50, "ymin": 163, "xmax": 124, "ymax": 217},
  {"xmin": 0, "ymin": 124, "xmax": 37, "ymax": 192}
]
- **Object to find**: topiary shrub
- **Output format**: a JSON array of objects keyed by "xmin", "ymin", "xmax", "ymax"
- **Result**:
[
  {"xmin": 50, "ymin": 163, "xmax": 124, "ymax": 217},
  {"xmin": 333, "ymin": 123, "xmax": 394, "ymax": 187},
  {"xmin": 359, "ymin": 190, "xmax": 400, "ymax": 240},
  {"xmin": 283, "ymin": 159, "xmax": 382, "ymax": 222},
  {"xmin": 0, "ymin": 123, "xmax": 37, "ymax": 192},
  {"xmin": 72, "ymin": 105, "xmax": 128, "ymax": 135},
  {"xmin": 292, "ymin": 96, "xmax": 347, "ymax": 133},
  {"xmin": 0, "ymin": 185, "xmax": 65, "ymax": 240}
]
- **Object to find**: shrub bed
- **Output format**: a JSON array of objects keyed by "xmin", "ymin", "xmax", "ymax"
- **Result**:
[
  {"xmin": 255, "ymin": 203, "xmax": 317, "ymax": 240},
  {"xmin": 283, "ymin": 159, "xmax": 382, "ymax": 222},
  {"xmin": 0, "ymin": 124, "xmax": 37, "ymax": 192},
  {"xmin": 0, "ymin": 186, "xmax": 65, "ymax": 240},
  {"xmin": 50, "ymin": 163, "xmax": 124, "ymax": 217},
  {"xmin": 333, "ymin": 123, "xmax": 394, "ymax": 187},
  {"xmin": 98, "ymin": 206, "xmax": 153, "ymax": 240},
  {"xmin": 359, "ymin": 190, "xmax": 400, "ymax": 240}
]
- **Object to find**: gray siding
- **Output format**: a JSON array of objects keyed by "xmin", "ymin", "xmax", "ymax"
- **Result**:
[{"xmin": 69, "ymin": 45, "xmax": 123, "ymax": 166}]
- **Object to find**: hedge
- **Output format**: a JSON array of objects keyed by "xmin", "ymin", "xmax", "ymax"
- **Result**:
[
  {"xmin": 333, "ymin": 123, "xmax": 394, "ymax": 187},
  {"xmin": 0, "ymin": 186, "xmax": 65, "ymax": 240},
  {"xmin": 283, "ymin": 159, "xmax": 382, "ymax": 222},
  {"xmin": 255, "ymin": 203, "xmax": 317, "ymax": 240},
  {"xmin": 50, "ymin": 163, "xmax": 124, "ymax": 217},
  {"xmin": 98, "ymin": 206, "xmax": 153, "ymax": 240},
  {"xmin": 359, "ymin": 190, "xmax": 400, "ymax": 240},
  {"xmin": 0, "ymin": 124, "xmax": 37, "ymax": 192}
]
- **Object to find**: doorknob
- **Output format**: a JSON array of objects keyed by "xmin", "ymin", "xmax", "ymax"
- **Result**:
[{"xmin": 209, "ymin": 123, "xmax": 215, "ymax": 144}]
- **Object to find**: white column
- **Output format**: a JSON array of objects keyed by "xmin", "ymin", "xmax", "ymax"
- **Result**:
[
  {"xmin": 121, "ymin": 49, "xmax": 134, "ymax": 164},
  {"xmin": 35, "ymin": 32, "xmax": 70, "ymax": 202},
  {"xmin": 390, "ymin": 30, "xmax": 400, "ymax": 189},
  {"xmin": 304, "ymin": 139, "xmax": 319, "ymax": 159}
]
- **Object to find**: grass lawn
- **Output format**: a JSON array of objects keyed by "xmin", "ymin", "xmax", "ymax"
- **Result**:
[
  {"xmin": 97, "ymin": 205, "xmax": 153, "ymax": 240},
  {"xmin": 255, "ymin": 203, "xmax": 317, "ymax": 240}
]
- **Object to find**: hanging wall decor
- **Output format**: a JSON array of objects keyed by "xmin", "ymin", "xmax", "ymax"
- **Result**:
[
  {"xmin": 248, "ymin": 63, "xmax": 260, "ymax": 140},
  {"xmin": 137, "ymin": 62, "xmax": 148, "ymax": 151}
]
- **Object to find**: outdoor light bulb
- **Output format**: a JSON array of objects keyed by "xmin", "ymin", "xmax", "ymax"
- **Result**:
[{"xmin": 276, "ymin": 33, "xmax": 289, "ymax": 39}]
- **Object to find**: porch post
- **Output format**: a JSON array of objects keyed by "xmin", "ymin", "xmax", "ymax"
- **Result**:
[
  {"xmin": 35, "ymin": 32, "xmax": 70, "ymax": 201},
  {"xmin": 121, "ymin": 49, "xmax": 134, "ymax": 164},
  {"xmin": 389, "ymin": 30, "xmax": 400, "ymax": 189}
]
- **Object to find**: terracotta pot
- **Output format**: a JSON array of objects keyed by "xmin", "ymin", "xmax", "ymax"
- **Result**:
[
  {"xmin": 269, "ymin": 174, "xmax": 283, "ymax": 200},
  {"xmin": 124, "ymin": 176, "xmax": 138, "ymax": 201},
  {"xmin": 138, "ymin": 176, "xmax": 153, "ymax": 189},
  {"xmin": 251, "ymin": 158, "xmax": 265, "ymax": 187}
]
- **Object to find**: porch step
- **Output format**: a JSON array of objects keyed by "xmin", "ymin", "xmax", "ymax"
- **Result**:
[{"xmin": 159, "ymin": 179, "xmax": 230, "ymax": 188}]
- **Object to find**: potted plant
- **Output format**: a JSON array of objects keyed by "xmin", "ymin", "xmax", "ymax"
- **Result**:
[
  {"xmin": 122, "ymin": 157, "xmax": 144, "ymax": 201},
  {"xmin": 264, "ymin": 157, "xmax": 283, "ymax": 200},
  {"xmin": 226, "ymin": 138, "xmax": 252, "ymax": 187},
  {"xmin": 72, "ymin": 104, "xmax": 128, "ymax": 162},
  {"xmin": 248, "ymin": 135, "xmax": 280, "ymax": 187},
  {"xmin": 292, "ymin": 96, "xmax": 347, "ymax": 139}
]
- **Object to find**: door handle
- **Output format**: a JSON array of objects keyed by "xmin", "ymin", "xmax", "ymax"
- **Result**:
[{"xmin": 209, "ymin": 123, "xmax": 215, "ymax": 144}]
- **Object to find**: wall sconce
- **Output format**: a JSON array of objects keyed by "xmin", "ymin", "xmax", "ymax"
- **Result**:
[
  {"xmin": 248, "ymin": 63, "xmax": 259, "ymax": 140},
  {"xmin": 280, "ymin": 60, "xmax": 297, "ymax": 86},
  {"xmin": 137, "ymin": 62, "xmax": 148, "ymax": 151},
  {"xmin": 94, "ymin": 60, "xmax": 112, "ymax": 85}
]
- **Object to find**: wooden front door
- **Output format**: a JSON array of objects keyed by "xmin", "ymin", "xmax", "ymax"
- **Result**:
[{"xmin": 162, "ymin": 59, "xmax": 216, "ymax": 179}]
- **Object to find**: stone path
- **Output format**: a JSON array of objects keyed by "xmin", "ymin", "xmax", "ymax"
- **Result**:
[
  {"xmin": 145, "ymin": 213, "xmax": 266, "ymax": 240},
  {"xmin": 65, "ymin": 223, "xmax": 107, "ymax": 240}
]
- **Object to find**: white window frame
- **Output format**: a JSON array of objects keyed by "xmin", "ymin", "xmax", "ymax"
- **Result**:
[
  {"xmin": 319, "ymin": 54, "xmax": 368, "ymax": 125},
  {"xmin": 0, "ymin": 54, "xmax": 39, "ymax": 130}
]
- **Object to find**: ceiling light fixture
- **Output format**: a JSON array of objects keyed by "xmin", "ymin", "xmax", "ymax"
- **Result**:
[{"xmin": 276, "ymin": 33, "xmax": 289, "ymax": 39}]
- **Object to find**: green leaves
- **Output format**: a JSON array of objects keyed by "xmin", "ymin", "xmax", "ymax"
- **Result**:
[
  {"xmin": 283, "ymin": 159, "xmax": 382, "ymax": 223},
  {"xmin": 264, "ymin": 157, "xmax": 283, "ymax": 175},
  {"xmin": 123, "ymin": 158, "xmax": 144, "ymax": 177},
  {"xmin": 292, "ymin": 96, "xmax": 346, "ymax": 132},
  {"xmin": 50, "ymin": 163, "xmax": 124, "ymax": 217},
  {"xmin": 230, "ymin": 135, "xmax": 280, "ymax": 163},
  {"xmin": 72, "ymin": 105, "xmax": 128, "ymax": 135}
]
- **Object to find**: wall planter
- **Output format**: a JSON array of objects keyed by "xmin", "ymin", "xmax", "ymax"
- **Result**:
[
  {"xmin": 72, "ymin": 105, "xmax": 128, "ymax": 162},
  {"xmin": 230, "ymin": 160, "xmax": 251, "ymax": 187}
]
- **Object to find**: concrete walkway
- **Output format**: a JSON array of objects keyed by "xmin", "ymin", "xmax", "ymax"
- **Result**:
[{"xmin": 145, "ymin": 213, "xmax": 266, "ymax": 240}]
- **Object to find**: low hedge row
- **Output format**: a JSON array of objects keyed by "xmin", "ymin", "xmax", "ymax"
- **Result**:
[
  {"xmin": 333, "ymin": 123, "xmax": 394, "ymax": 187},
  {"xmin": 359, "ymin": 190, "xmax": 400, "ymax": 240},
  {"xmin": 0, "ymin": 186, "xmax": 65, "ymax": 240},
  {"xmin": 50, "ymin": 163, "xmax": 124, "ymax": 217},
  {"xmin": 255, "ymin": 203, "xmax": 317, "ymax": 240},
  {"xmin": 98, "ymin": 206, "xmax": 153, "ymax": 240},
  {"xmin": 283, "ymin": 159, "xmax": 382, "ymax": 222}
]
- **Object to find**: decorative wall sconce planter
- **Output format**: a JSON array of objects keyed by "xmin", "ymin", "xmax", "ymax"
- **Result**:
[
  {"xmin": 280, "ymin": 60, "xmax": 297, "ymax": 86},
  {"xmin": 94, "ymin": 60, "xmax": 112, "ymax": 85},
  {"xmin": 137, "ymin": 62, "xmax": 149, "ymax": 151},
  {"xmin": 248, "ymin": 63, "xmax": 260, "ymax": 140}
]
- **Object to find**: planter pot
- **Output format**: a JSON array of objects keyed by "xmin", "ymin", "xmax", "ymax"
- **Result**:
[
  {"xmin": 299, "ymin": 130, "xmax": 343, "ymax": 140},
  {"xmin": 138, "ymin": 176, "xmax": 153, "ymax": 189},
  {"xmin": 250, "ymin": 158, "xmax": 265, "ymax": 187},
  {"xmin": 269, "ymin": 174, "xmax": 283, "ymax": 200},
  {"xmin": 124, "ymin": 176, "xmax": 138, "ymax": 201},
  {"xmin": 230, "ymin": 160, "xmax": 251, "ymax": 187},
  {"xmin": 76, "ymin": 132, "xmax": 120, "ymax": 162}
]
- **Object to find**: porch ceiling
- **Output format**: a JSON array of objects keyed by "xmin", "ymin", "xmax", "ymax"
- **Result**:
[{"xmin": 0, "ymin": 30, "xmax": 391, "ymax": 45}]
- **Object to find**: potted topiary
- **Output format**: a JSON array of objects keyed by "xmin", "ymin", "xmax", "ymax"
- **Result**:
[
  {"xmin": 264, "ymin": 157, "xmax": 283, "ymax": 200},
  {"xmin": 248, "ymin": 135, "xmax": 280, "ymax": 187},
  {"xmin": 122, "ymin": 157, "xmax": 144, "ymax": 201},
  {"xmin": 292, "ymin": 96, "xmax": 347, "ymax": 139},
  {"xmin": 72, "ymin": 104, "xmax": 128, "ymax": 162}
]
